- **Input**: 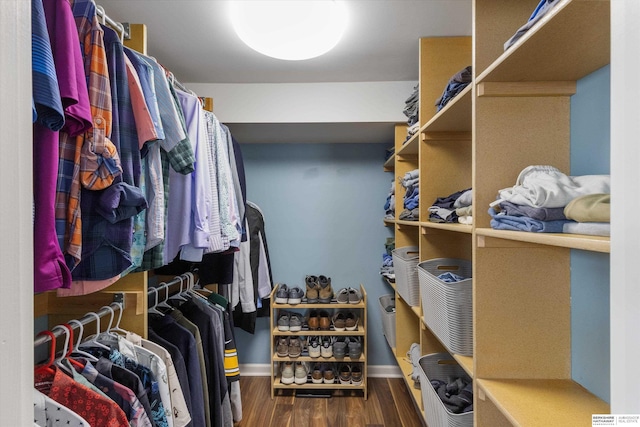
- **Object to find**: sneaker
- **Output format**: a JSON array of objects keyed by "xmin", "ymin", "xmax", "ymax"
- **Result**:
[
  {"xmin": 319, "ymin": 310, "xmax": 331, "ymax": 331},
  {"xmin": 348, "ymin": 287, "xmax": 361, "ymax": 304},
  {"xmin": 288, "ymin": 337, "xmax": 302, "ymax": 358},
  {"xmin": 336, "ymin": 288, "xmax": 349, "ymax": 304},
  {"xmin": 332, "ymin": 312, "xmax": 346, "ymax": 331},
  {"xmin": 276, "ymin": 337, "xmax": 289, "ymax": 357},
  {"xmin": 294, "ymin": 361, "xmax": 308, "ymax": 385},
  {"xmin": 323, "ymin": 365, "xmax": 335, "ymax": 384},
  {"xmin": 308, "ymin": 336, "xmax": 321, "ymax": 358},
  {"xmin": 288, "ymin": 286, "xmax": 304, "ymax": 305},
  {"xmin": 345, "ymin": 311, "xmax": 358, "ymax": 331},
  {"xmin": 348, "ymin": 336, "xmax": 362, "ymax": 360},
  {"xmin": 338, "ymin": 364, "xmax": 351, "ymax": 384},
  {"xmin": 321, "ymin": 336, "xmax": 334, "ymax": 358},
  {"xmin": 351, "ymin": 364, "xmax": 363, "ymax": 386},
  {"xmin": 311, "ymin": 364, "xmax": 323, "ymax": 384},
  {"xmin": 277, "ymin": 312, "xmax": 290, "ymax": 331},
  {"xmin": 407, "ymin": 342, "xmax": 422, "ymax": 388},
  {"xmin": 275, "ymin": 284, "xmax": 289, "ymax": 304},
  {"xmin": 289, "ymin": 313, "xmax": 302, "ymax": 332},
  {"xmin": 318, "ymin": 275, "xmax": 333, "ymax": 303},
  {"xmin": 305, "ymin": 275, "xmax": 320, "ymax": 303},
  {"xmin": 281, "ymin": 362, "xmax": 294, "ymax": 384},
  {"xmin": 333, "ymin": 336, "xmax": 349, "ymax": 359},
  {"xmin": 308, "ymin": 309, "xmax": 319, "ymax": 330}
]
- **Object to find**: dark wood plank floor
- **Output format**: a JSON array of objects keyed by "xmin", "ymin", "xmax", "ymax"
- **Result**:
[{"xmin": 234, "ymin": 377, "xmax": 426, "ymax": 427}]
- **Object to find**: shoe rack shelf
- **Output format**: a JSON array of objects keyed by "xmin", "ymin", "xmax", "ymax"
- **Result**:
[{"xmin": 269, "ymin": 284, "xmax": 368, "ymax": 399}]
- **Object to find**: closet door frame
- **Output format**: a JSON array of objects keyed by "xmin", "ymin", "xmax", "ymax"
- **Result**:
[
  {"xmin": 610, "ymin": 0, "xmax": 640, "ymax": 415},
  {"xmin": 0, "ymin": 0, "xmax": 34, "ymax": 425}
]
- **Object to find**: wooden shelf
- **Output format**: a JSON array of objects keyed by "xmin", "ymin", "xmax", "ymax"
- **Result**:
[
  {"xmin": 273, "ymin": 354, "xmax": 365, "ymax": 363},
  {"xmin": 476, "ymin": 228, "xmax": 610, "ymax": 253},
  {"xmin": 395, "ymin": 220, "xmax": 420, "ymax": 227},
  {"xmin": 383, "ymin": 155, "xmax": 395, "ymax": 171},
  {"xmin": 397, "ymin": 132, "xmax": 419, "ymax": 156},
  {"xmin": 453, "ymin": 354, "xmax": 474, "ymax": 378},
  {"xmin": 422, "ymin": 84, "xmax": 472, "ymax": 133},
  {"xmin": 395, "ymin": 354, "xmax": 423, "ymax": 411},
  {"xmin": 272, "ymin": 325, "xmax": 365, "ymax": 336},
  {"xmin": 477, "ymin": 0, "xmax": 610, "ymax": 83},
  {"xmin": 420, "ymin": 222, "xmax": 473, "ymax": 234},
  {"xmin": 478, "ymin": 379, "xmax": 609, "ymax": 427},
  {"xmin": 383, "ymin": 218, "xmax": 395, "ymax": 226},
  {"xmin": 273, "ymin": 377, "xmax": 366, "ymax": 390}
]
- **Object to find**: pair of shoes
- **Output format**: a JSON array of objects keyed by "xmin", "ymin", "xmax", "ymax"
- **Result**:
[
  {"xmin": 338, "ymin": 364, "xmax": 363, "ymax": 385},
  {"xmin": 307, "ymin": 336, "xmax": 321, "ymax": 358},
  {"xmin": 277, "ymin": 311, "xmax": 303, "ymax": 332},
  {"xmin": 311, "ymin": 364, "xmax": 336, "ymax": 384},
  {"xmin": 332, "ymin": 311, "xmax": 358, "ymax": 331},
  {"xmin": 277, "ymin": 336, "xmax": 302, "ymax": 357},
  {"xmin": 275, "ymin": 283, "xmax": 305, "ymax": 305},
  {"xmin": 336, "ymin": 287, "xmax": 361, "ymax": 304},
  {"xmin": 308, "ymin": 309, "xmax": 331, "ymax": 331},
  {"xmin": 306, "ymin": 275, "xmax": 334, "ymax": 303},
  {"xmin": 281, "ymin": 361, "xmax": 308, "ymax": 385},
  {"xmin": 333, "ymin": 336, "xmax": 362, "ymax": 359}
]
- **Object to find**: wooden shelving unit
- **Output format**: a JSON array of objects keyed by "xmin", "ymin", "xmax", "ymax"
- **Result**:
[
  {"xmin": 385, "ymin": 2, "xmax": 612, "ymax": 424},
  {"xmin": 269, "ymin": 284, "xmax": 368, "ymax": 399}
]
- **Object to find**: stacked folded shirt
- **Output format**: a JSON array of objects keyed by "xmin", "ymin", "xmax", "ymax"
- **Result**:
[
  {"xmin": 435, "ymin": 66, "xmax": 472, "ymax": 112},
  {"xmin": 380, "ymin": 238, "xmax": 395, "ymax": 281},
  {"xmin": 489, "ymin": 165, "xmax": 610, "ymax": 235},
  {"xmin": 504, "ymin": 0, "xmax": 560, "ymax": 50},
  {"xmin": 399, "ymin": 169, "xmax": 419, "ymax": 221},
  {"xmin": 403, "ymin": 84, "xmax": 419, "ymax": 127},
  {"xmin": 384, "ymin": 180, "xmax": 395, "ymax": 220},
  {"xmin": 428, "ymin": 188, "xmax": 472, "ymax": 224}
]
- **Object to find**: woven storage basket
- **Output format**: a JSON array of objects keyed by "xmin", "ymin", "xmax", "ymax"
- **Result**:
[
  {"xmin": 378, "ymin": 294, "xmax": 396, "ymax": 348},
  {"xmin": 392, "ymin": 246, "xmax": 420, "ymax": 306},
  {"xmin": 419, "ymin": 353, "xmax": 473, "ymax": 427},
  {"xmin": 418, "ymin": 258, "xmax": 473, "ymax": 356}
]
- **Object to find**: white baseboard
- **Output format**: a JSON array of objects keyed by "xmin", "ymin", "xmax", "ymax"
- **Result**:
[{"xmin": 239, "ymin": 363, "xmax": 402, "ymax": 378}]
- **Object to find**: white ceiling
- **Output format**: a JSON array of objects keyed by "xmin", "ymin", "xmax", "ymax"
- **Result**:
[{"xmin": 99, "ymin": 0, "xmax": 473, "ymax": 142}]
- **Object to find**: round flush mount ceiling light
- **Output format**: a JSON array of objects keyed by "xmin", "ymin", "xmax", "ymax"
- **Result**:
[{"xmin": 230, "ymin": 0, "xmax": 348, "ymax": 61}]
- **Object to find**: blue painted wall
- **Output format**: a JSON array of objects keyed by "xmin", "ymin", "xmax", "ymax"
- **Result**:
[
  {"xmin": 570, "ymin": 65, "xmax": 610, "ymax": 402},
  {"xmin": 235, "ymin": 142, "xmax": 395, "ymax": 366}
]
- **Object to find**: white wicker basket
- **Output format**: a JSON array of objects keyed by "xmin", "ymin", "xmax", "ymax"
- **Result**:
[
  {"xmin": 392, "ymin": 246, "xmax": 420, "ymax": 306},
  {"xmin": 378, "ymin": 294, "xmax": 396, "ymax": 348},
  {"xmin": 419, "ymin": 353, "xmax": 473, "ymax": 427},
  {"xmin": 418, "ymin": 258, "xmax": 473, "ymax": 356}
]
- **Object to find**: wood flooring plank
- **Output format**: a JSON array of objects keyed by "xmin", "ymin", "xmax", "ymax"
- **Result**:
[
  {"xmin": 270, "ymin": 403, "xmax": 294, "ymax": 427},
  {"xmin": 233, "ymin": 377, "xmax": 425, "ymax": 427},
  {"xmin": 374, "ymin": 378, "xmax": 405, "ymax": 427},
  {"xmin": 389, "ymin": 378, "xmax": 426, "ymax": 427}
]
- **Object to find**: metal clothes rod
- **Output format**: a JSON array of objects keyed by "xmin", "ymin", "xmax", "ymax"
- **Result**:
[
  {"xmin": 96, "ymin": 4, "xmax": 130, "ymax": 40},
  {"xmin": 33, "ymin": 299, "xmax": 124, "ymax": 348}
]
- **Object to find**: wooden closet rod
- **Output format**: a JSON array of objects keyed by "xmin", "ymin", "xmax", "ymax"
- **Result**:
[{"xmin": 33, "ymin": 295, "xmax": 125, "ymax": 348}]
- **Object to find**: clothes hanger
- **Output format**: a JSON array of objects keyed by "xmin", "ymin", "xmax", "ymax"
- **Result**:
[
  {"xmin": 168, "ymin": 275, "xmax": 189, "ymax": 302},
  {"xmin": 34, "ymin": 330, "xmax": 56, "ymax": 376},
  {"xmin": 148, "ymin": 287, "xmax": 165, "ymax": 316},
  {"xmin": 52, "ymin": 324, "xmax": 85, "ymax": 371},
  {"xmin": 155, "ymin": 283, "xmax": 174, "ymax": 311},
  {"xmin": 79, "ymin": 311, "xmax": 111, "ymax": 350},
  {"xmin": 110, "ymin": 302, "xmax": 128, "ymax": 335},
  {"xmin": 67, "ymin": 319, "xmax": 99, "ymax": 362}
]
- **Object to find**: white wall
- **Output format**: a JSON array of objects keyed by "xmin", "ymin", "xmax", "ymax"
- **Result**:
[
  {"xmin": 0, "ymin": 1, "xmax": 34, "ymax": 425},
  {"xmin": 610, "ymin": 0, "xmax": 640, "ymax": 415},
  {"xmin": 185, "ymin": 81, "xmax": 416, "ymax": 124}
]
